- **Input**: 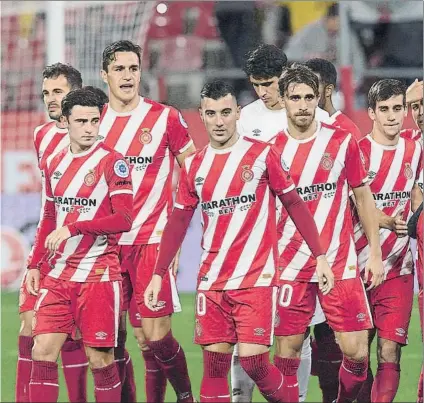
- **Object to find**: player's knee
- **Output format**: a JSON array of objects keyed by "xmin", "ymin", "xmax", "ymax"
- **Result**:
[
  {"xmin": 86, "ymin": 346, "xmax": 114, "ymax": 369},
  {"xmin": 275, "ymin": 334, "xmax": 304, "ymax": 358},
  {"xmin": 133, "ymin": 327, "xmax": 147, "ymax": 350},
  {"xmin": 377, "ymin": 339, "xmax": 401, "ymax": 364},
  {"xmin": 142, "ymin": 316, "xmax": 171, "ymax": 341},
  {"xmin": 338, "ymin": 331, "xmax": 368, "ymax": 361},
  {"xmin": 32, "ymin": 339, "xmax": 59, "ymax": 361},
  {"xmin": 19, "ymin": 315, "xmax": 33, "ymax": 337}
]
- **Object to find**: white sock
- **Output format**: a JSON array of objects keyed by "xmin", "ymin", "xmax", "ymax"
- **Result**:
[
  {"xmin": 298, "ymin": 335, "xmax": 312, "ymax": 402},
  {"xmin": 231, "ymin": 344, "xmax": 255, "ymax": 402}
]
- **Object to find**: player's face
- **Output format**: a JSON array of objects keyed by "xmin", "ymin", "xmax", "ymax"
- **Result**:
[
  {"xmin": 411, "ymin": 100, "xmax": 423, "ymax": 131},
  {"xmin": 42, "ymin": 75, "xmax": 72, "ymax": 120},
  {"xmin": 314, "ymin": 73, "xmax": 327, "ymax": 109},
  {"xmin": 249, "ymin": 76, "xmax": 280, "ymax": 109},
  {"xmin": 199, "ymin": 94, "xmax": 241, "ymax": 147},
  {"xmin": 65, "ymin": 106, "xmax": 101, "ymax": 151},
  {"xmin": 368, "ymin": 95, "xmax": 406, "ymax": 138},
  {"xmin": 101, "ymin": 51, "xmax": 141, "ymax": 103},
  {"xmin": 283, "ymin": 83, "xmax": 318, "ymax": 130}
]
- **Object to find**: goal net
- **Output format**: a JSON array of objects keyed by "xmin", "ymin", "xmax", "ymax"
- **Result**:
[{"xmin": 1, "ymin": 0, "xmax": 155, "ymax": 289}]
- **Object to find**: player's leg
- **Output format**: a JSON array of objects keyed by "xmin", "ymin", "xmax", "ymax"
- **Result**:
[
  {"xmin": 116, "ymin": 247, "xmax": 138, "ymax": 402},
  {"xmin": 60, "ymin": 328, "xmax": 88, "ymax": 403},
  {"xmin": 274, "ymin": 281, "xmax": 317, "ymax": 403},
  {"xmin": 234, "ymin": 287, "xmax": 287, "ymax": 403},
  {"xmin": 29, "ymin": 277, "xmax": 74, "ymax": 403},
  {"xmin": 298, "ymin": 330, "xmax": 312, "ymax": 403},
  {"xmin": 319, "ymin": 277, "xmax": 373, "ymax": 403},
  {"xmin": 231, "ymin": 343, "xmax": 255, "ymax": 403},
  {"xmin": 313, "ymin": 322, "xmax": 343, "ymax": 403},
  {"xmin": 138, "ymin": 244, "xmax": 193, "ymax": 402},
  {"xmin": 356, "ymin": 328, "xmax": 376, "ymax": 403},
  {"xmin": 16, "ymin": 274, "xmax": 37, "ymax": 403},
  {"xmin": 370, "ymin": 274, "xmax": 414, "ymax": 403},
  {"xmin": 77, "ymin": 280, "xmax": 123, "ymax": 403},
  {"xmin": 194, "ymin": 290, "xmax": 237, "ymax": 402}
]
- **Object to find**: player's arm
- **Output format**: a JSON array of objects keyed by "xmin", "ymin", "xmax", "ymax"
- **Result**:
[
  {"xmin": 411, "ymin": 182, "xmax": 423, "ymax": 213},
  {"xmin": 408, "ymin": 203, "xmax": 423, "ymax": 239},
  {"xmin": 406, "ymin": 79, "xmax": 423, "ymax": 105},
  {"xmin": 145, "ymin": 162, "xmax": 198, "ymax": 309},
  {"xmin": 26, "ymin": 168, "xmax": 57, "ymax": 295},
  {"xmin": 267, "ymin": 146, "xmax": 334, "ymax": 294},
  {"xmin": 176, "ymin": 144, "xmax": 196, "ymax": 167}
]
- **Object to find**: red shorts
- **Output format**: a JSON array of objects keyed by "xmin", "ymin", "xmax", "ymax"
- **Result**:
[
  {"xmin": 135, "ymin": 244, "xmax": 181, "ymax": 318},
  {"xmin": 275, "ymin": 277, "xmax": 373, "ymax": 336},
  {"xmin": 194, "ymin": 287, "xmax": 277, "ymax": 346},
  {"xmin": 32, "ymin": 276, "xmax": 122, "ymax": 348},
  {"xmin": 19, "ymin": 270, "xmax": 45, "ymax": 314},
  {"xmin": 368, "ymin": 274, "xmax": 414, "ymax": 345}
]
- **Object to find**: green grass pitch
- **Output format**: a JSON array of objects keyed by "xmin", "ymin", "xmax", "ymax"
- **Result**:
[{"xmin": 2, "ymin": 292, "xmax": 422, "ymax": 402}]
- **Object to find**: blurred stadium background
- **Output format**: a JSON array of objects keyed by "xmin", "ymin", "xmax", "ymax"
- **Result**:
[{"xmin": 1, "ymin": 1, "xmax": 423, "ymax": 401}]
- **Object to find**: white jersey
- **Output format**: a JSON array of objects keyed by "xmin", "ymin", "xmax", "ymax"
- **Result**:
[{"xmin": 237, "ymin": 99, "xmax": 330, "ymax": 142}]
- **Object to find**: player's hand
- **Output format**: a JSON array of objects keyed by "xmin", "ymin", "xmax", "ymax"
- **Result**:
[
  {"xmin": 171, "ymin": 248, "xmax": 181, "ymax": 276},
  {"xmin": 364, "ymin": 253, "xmax": 384, "ymax": 291},
  {"xmin": 390, "ymin": 210, "xmax": 408, "ymax": 237},
  {"xmin": 144, "ymin": 274, "xmax": 163, "ymax": 311},
  {"xmin": 45, "ymin": 226, "xmax": 71, "ymax": 252},
  {"xmin": 26, "ymin": 269, "xmax": 40, "ymax": 296},
  {"xmin": 406, "ymin": 79, "xmax": 423, "ymax": 104},
  {"xmin": 315, "ymin": 255, "xmax": 334, "ymax": 295}
]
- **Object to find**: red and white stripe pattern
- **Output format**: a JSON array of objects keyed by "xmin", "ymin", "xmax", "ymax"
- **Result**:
[
  {"xmin": 325, "ymin": 110, "xmax": 364, "ymax": 141},
  {"xmin": 44, "ymin": 142, "xmax": 132, "ymax": 282},
  {"xmin": 274, "ymin": 123, "xmax": 368, "ymax": 282},
  {"xmin": 354, "ymin": 135, "xmax": 422, "ymax": 279},
  {"xmin": 417, "ymin": 212, "xmax": 423, "ymax": 290},
  {"xmin": 175, "ymin": 137, "xmax": 294, "ymax": 291},
  {"xmin": 401, "ymin": 128, "xmax": 422, "ymax": 142},
  {"xmin": 99, "ymin": 98, "xmax": 193, "ymax": 245}
]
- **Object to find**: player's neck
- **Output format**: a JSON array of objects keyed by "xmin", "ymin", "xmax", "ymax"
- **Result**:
[
  {"xmin": 210, "ymin": 132, "xmax": 240, "ymax": 150},
  {"xmin": 370, "ymin": 126, "xmax": 400, "ymax": 147},
  {"xmin": 287, "ymin": 120, "xmax": 318, "ymax": 141},
  {"xmin": 325, "ymin": 101, "xmax": 337, "ymax": 116},
  {"xmin": 70, "ymin": 141, "xmax": 95, "ymax": 155},
  {"xmin": 109, "ymin": 94, "xmax": 141, "ymax": 113},
  {"xmin": 55, "ymin": 120, "xmax": 67, "ymax": 130},
  {"xmin": 264, "ymin": 100, "xmax": 282, "ymax": 111}
]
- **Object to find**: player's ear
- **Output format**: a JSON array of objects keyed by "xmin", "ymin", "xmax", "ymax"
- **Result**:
[
  {"xmin": 278, "ymin": 95, "xmax": 285, "ymax": 109},
  {"xmin": 368, "ymin": 107, "xmax": 376, "ymax": 121},
  {"xmin": 236, "ymin": 105, "xmax": 241, "ymax": 120},
  {"xmin": 60, "ymin": 115, "xmax": 69, "ymax": 128},
  {"xmin": 100, "ymin": 69, "xmax": 108, "ymax": 85},
  {"xmin": 198, "ymin": 106, "xmax": 205, "ymax": 123},
  {"xmin": 325, "ymin": 84, "xmax": 334, "ymax": 99}
]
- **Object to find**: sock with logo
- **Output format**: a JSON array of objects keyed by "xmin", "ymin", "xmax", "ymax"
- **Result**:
[
  {"xmin": 336, "ymin": 356, "xmax": 368, "ymax": 403},
  {"xmin": 92, "ymin": 363, "xmax": 122, "ymax": 403},
  {"xmin": 371, "ymin": 362, "xmax": 400, "ymax": 402},
  {"xmin": 29, "ymin": 361, "xmax": 59, "ymax": 403},
  {"xmin": 274, "ymin": 356, "xmax": 301, "ymax": 403}
]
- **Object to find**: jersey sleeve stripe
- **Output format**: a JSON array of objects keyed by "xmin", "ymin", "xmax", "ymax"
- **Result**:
[
  {"xmin": 179, "ymin": 139, "xmax": 194, "ymax": 154},
  {"xmin": 110, "ymin": 189, "xmax": 133, "ymax": 197},
  {"xmin": 280, "ymin": 184, "xmax": 296, "ymax": 194}
]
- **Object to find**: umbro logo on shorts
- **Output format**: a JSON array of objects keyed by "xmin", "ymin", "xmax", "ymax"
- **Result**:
[
  {"xmin": 254, "ymin": 328, "xmax": 265, "ymax": 336},
  {"xmin": 356, "ymin": 313, "xmax": 366, "ymax": 322},
  {"xmin": 95, "ymin": 331, "xmax": 108, "ymax": 340}
]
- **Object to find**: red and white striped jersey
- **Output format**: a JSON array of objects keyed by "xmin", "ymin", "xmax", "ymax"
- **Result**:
[
  {"xmin": 325, "ymin": 110, "xmax": 364, "ymax": 141},
  {"xmin": 273, "ymin": 123, "xmax": 368, "ymax": 282},
  {"xmin": 417, "ymin": 211, "xmax": 423, "ymax": 290},
  {"xmin": 354, "ymin": 135, "xmax": 422, "ymax": 280},
  {"xmin": 175, "ymin": 136, "xmax": 295, "ymax": 291},
  {"xmin": 99, "ymin": 97, "xmax": 193, "ymax": 245},
  {"xmin": 26, "ymin": 122, "xmax": 69, "ymax": 268},
  {"xmin": 401, "ymin": 128, "xmax": 422, "ymax": 142},
  {"xmin": 44, "ymin": 142, "xmax": 132, "ymax": 282}
]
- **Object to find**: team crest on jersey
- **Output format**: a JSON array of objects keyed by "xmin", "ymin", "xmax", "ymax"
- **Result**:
[
  {"xmin": 84, "ymin": 169, "xmax": 96, "ymax": 186},
  {"xmin": 114, "ymin": 160, "xmax": 130, "ymax": 178},
  {"xmin": 404, "ymin": 163, "xmax": 413, "ymax": 180},
  {"xmin": 240, "ymin": 165, "xmax": 254, "ymax": 182},
  {"xmin": 139, "ymin": 128, "xmax": 152, "ymax": 144},
  {"xmin": 178, "ymin": 111, "xmax": 188, "ymax": 129},
  {"xmin": 321, "ymin": 153, "xmax": 333, "ymax": 170},
  {"xmin": 359, "ymin": 150, "xmax": 366, "ymax": 166}
]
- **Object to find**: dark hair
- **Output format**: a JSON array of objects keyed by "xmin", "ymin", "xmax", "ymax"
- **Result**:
[
  {"xmin": 200, "ymin": 80, "xmax": 236, "ymax": 101},
  {"xmin": 243, "ymin": 44, "xmax": 288, "ymax": 80},
  {"xmin": 326, "ymin": 3, "xmax": 339, "ymax": 18},
  {"xmin": 278, "ymin": 65, "xmax": 320, "ymax": 98},
  {"xmin": 84, "ymin": 86, "xmax": 109, "ymax": 105},
  {"xmin": 102, "ymin": 40, "xmax": 142, "ymax": 72},
  {"xmin": 61, "ymin": 88, "xmax": 105, "ymax": 118},
  {"xmin": 42, "ymin": 63, "xmax": 82, "ymax": 90},
  {"xmin": 304, "ymin": 58, "xmax": 337, "ymax": 87},
  {"xmin": 368, "ymin": 79, "xmax": 407, "ymax": 110}
]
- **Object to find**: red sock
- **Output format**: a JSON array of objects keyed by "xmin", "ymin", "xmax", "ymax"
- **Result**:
[
  {"xmin": 29, "ymin": 361, "xmax": 59, "ymax": 403},
  {"xmin": 337, "ymin": 356, "xmax": 368, "ymax": 403},
  {"xmin": 418, "ymin": 367, "xmax": 423, "ymax": 403},
  {"xmin": 315, "ymin": 325, "xmax": 343, "ymax": 403},
  {"xmin": 61, "ymin": 338, "xmax": 88, "ymax": 403},
  {"xmin": 148, "ymin": 331, "xmax": 193, "ymax": 402},
  {"xmin": 239, "ymin": 352, "xmax": 284, "ymax": 403},
  {"xmin": 114, "ymin": 330, "xmax": 137, "ymax": 403},
  {"xmin": 371, "ymin": 362, "xmax": 400, "ymax": 402},
  {"xmin": 357, "ymin": 364, "xmax": 373, "ymax": 403},
  {"xmin": 274, "ymin": 356, "xmax": 300, "ymax": 403},
  {"xmin": 121, "ymin": 350, "xmax": 137, "ymax": 403},
  {"xmin": 200, "ymin": 350, "xmax": 232, "ymax": 403},
  {"xmin": 16, "ymin": 335, "xmax": 33, "ymax": 403},
  {"xmin": 142, "ymin": 349, "xmax": 167, "ymax": 403},
  {"xmin": 92, "ymin": 362, "xmax": 122, "ymax": 403}
]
